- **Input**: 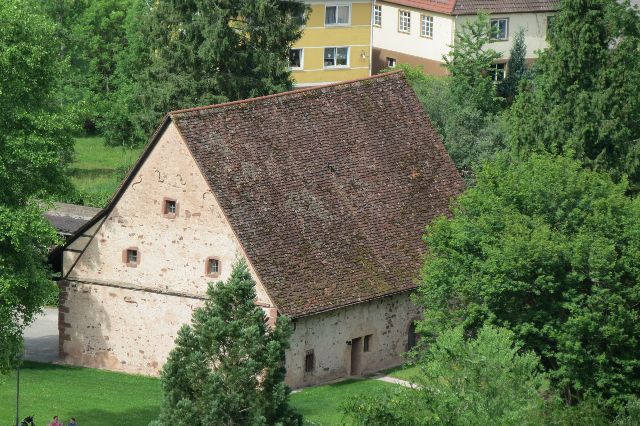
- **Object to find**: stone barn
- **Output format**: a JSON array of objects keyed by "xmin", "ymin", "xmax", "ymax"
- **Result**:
[{"xmin": 59, "ymin": 71, "xmax": 464, "ymax": 388}]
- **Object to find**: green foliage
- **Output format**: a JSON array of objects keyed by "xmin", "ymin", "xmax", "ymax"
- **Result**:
[
  {"xmin": 344, "ymin": 325, "xmax": 548, "ymax": 425},
  {"xmin": 417, "ymin": 153, "xmax": 640, "ymax": 411},
  {"xmin": 104, "ymin": 0, "xmax": 307, "ymax": 147},
  {"xmin": 400, "ymin": 64, "xmax": 505, "ymax": 180},
  {"xmin": 498, "ymin": 27, "xmax": 528, "ymax": 103},
  {"xmin": 0, "ymin": 0, "xmax": 73, "ymax": 373},
  {"xmin": 443, "ymin": 12, "xmax": 502, "ymax": 114},
  {"xmin": 153, "ymin": 261, "xmax": 301, "ymax": 426},
  {"xmin": 507, "ymin": 0, "xmax": 640, "ymax": 186}
]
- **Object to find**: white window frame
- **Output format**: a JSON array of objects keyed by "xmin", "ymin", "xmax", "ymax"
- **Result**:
[
  {"xmin": 490, "ymin": 63, "xmax": 506, "ymax": 82},
  {"xmin": 490, "ymin": 18, "xmax": 509, "ymax": 41},
  {"xmin": 420, "ymin": 15, "xmax": 433, "ymax": 38},
  {"xmin": 373, "ymin": 5, "xmax": 382, "ymax": 27},
  {"xmin": 324, "ymin": 46, "xmax": 350, "ymax": 68},
  {"xmin": 386, "ymin": 57, "xmax": 396, "ymax": 68},
  {"xmin": 325, "ymin": 4, "xmax": 351, "ymax": 26},
  {"xmin": 398, "ymin": 10, "xmax": 411, "ymax": 33},
  {"xmin": 289, "ymin": 48, "xmax": 304, "ymax": 70}
]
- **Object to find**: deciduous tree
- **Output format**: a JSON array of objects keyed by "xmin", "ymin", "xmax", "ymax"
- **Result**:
[
  {"xmin": 416, "ymin": 153, "xmax": 640, "ymax": 412},
  {"xmin": 0, "ymin": 0, "xmax": 74, "ymax": 373}
]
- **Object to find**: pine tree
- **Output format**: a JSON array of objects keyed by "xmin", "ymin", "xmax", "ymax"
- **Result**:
[
  {"xmin": 507, "ymin": 0, "xmax": 640, "ymax": 187},
  {"xmin": 152, "ymin": 261, "xmax": 302, "ymax": 426},
  {"xmin": 105, "ymin": 0, "xmax": 306, "ymax": 147},
  {"xmin": 498, "ymin": 27, "xmax": 527, "ymax": 103}
]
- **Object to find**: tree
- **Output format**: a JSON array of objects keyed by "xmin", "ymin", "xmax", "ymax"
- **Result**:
[
  {"xmin": 69, "ymin": 0, "xmax": 133, "ymax": 131},
  {"xmin": 344, "ymin": 325, "xmax": 548, "ymax": 425},
  {"xmin": 507, "ymin": 0, "xmax": 640, "ymax": 187},
  {"xmin": 152, "ymin": 261, "xmax": 302, "ymax": 426},
  {"xmin": 443, "ymin": 12, "xmax": 502, "ymax": 114},
  {"xmin": 399, "ymin": 63, "xmax": 505, "ymax": 181},
  {"xmin": 105, "ymin": 0, "xmax": 307, "ymax": 147},
  {"xmin": 416, "ymin": 153, "xmax": 640, "ymax": 412},
  {"xmin": 0, "ymin": 0, "xmax": 74, "ymax": 373},
  {"xmin": 498, "ymin": 27, "xmax": 528, "ymax": 103}
]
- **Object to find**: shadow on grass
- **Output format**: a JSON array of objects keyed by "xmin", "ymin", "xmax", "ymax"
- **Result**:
[{"xmin": 4, "ymin": 362, "xmax": 162, "ymax": 426}]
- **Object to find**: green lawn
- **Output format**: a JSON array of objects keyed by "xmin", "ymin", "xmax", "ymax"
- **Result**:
[
  {"xmin": 0, "ymin": 362, "xmax": 161, "ymax": 425},
  {"xmin": 384, "ymin": 364, "xmax": 421, "ymax": 382},
  {"xmin": 69, "ymin": 137, "xmax": 143, "ymax": 207},
  {"xmin": 0, "ymin": 362, "xmax": 395, "ymax": 426}
]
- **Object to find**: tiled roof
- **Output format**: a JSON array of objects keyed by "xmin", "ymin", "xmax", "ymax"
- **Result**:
[
  {"xmin": 384, "ymin": 0, "xmax": 558, "ymax": 14},
  {"xmin": 171, "ymin": 72, "xmax": 464, "ymax": 318},
  {"xmin": 44, "ymin": 203, "xmax": 101, "ymax": 235},
  {"xmin": 452, "ymin": 0, "xmax": 559, "ymax": 15},
  {"xmin": 384, "ymin": 0, "xmax": 457, "ymax": 14}
]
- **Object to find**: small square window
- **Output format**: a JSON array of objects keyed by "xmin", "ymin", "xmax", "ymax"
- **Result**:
[
  {"xmin": 364, "ymin": 334, "xmax": 372, "ymax": 352},
  {"xmin": 398, "ymin": 10, "xmax": 411, "ymax": 33},
  {"xmin": 374, "ymin": 5, "xmax": 382, "ymax": 27},
  {"xmin": 386, "ymin": 57, "xmax": 396, "ymax": 68},
  {"xmin": 162, "ymin": 198, "xmax": 178, "ymax": 218},
  {"xmin": 305, "ymin": 350, "xmax": 315, "ymax": 373},
  {"xmin": 490, "ymin": 18, "xmax": 509, "ymax": 40},
  {"xmin": 123, "ymin": 248, "xmax": 139, "ymax": 267},
  {"xmin": 205, "ymin": 257, "xmax": 221, "ymax": 277}
]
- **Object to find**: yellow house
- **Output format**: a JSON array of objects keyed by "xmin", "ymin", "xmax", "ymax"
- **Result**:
[{"xmin": 291, "ymin": 1, "xmax": 373, "ymax": 86}]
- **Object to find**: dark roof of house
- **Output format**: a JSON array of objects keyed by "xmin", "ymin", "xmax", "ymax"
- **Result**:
[
  {"xmin": 44, "ymin": 203, "xmax": 101, "ymax": 236},
  {"xmin": 384, "ymin": 0, "xmax": 558, "ymax": 14},
  {"xmin": 170, "ymin": 71, "xmax": 464, "ymax": 318},
  {"xmin": 452, "ymin": 0, "xmax": 559, "ymax": 15}
]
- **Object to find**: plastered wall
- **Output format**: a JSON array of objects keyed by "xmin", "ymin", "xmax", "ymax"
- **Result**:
[
  {"xmin": 285, "ymin": 292, "xmax": 421, "ymax": 388},
  {"xmin": 60, "ymin": 122, "xmax": 274, "ymax": 373}
]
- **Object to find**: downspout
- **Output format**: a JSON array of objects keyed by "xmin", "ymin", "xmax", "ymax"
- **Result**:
[{"xmin": 369, "ymin": 0, "xmax": 375, "ymax": 76}]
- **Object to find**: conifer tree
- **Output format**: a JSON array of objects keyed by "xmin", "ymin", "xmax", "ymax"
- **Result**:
[
  {"xmin": 152, "ymin": 261, "xmax": 302, "ymax": 426},
  {"xmin": 105, "ymin": 0, "xmax": 306, "ymax": 147},
  {"xmin": 498, "ymin": 27, "xmax": 527, "ymax": 103},
  {"xmin": 507, "ymin": 0, "xmax": 640, "ymax": 186}
]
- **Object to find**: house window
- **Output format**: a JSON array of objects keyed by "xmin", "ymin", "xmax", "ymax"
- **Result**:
[
  {"xmin": 123, "ymin": 248, "xmax": 139, "ymax": 267},
  {"xmin": 324, "ymin": 47, "xmax": 349, "ymax": 67},
  {"xmin": 398, "ymin": 10, "xmax": 411, "ymax": 33},
  {"xmin": 162, "ymin": 198, "xmax": 178, "ymax": 218},
  {"xmin": 386, "ymin": 57, "xmax": 396, "ymax": 68},
  {"xmin": 205, "ymin": 257, "xmax": 221, "ymax": 277},
  {"xmin": 490, "ymin": 63, "xmax": 506, "ymax": 82},
  {"xmin": 421, "ymin": 15, "xmax": 433, "ymax": 38},
  {"xmin": 364, "ymin": 334, "xmax": 372, "ymax": 352},
  {"xmin": 289, "ymin": 48, "xmax": 303, "ymax": 69},
  {"xmin": 374, "ymin": 5, "xmax": 382, "ymax": 26},
  {"xmin": 325, "ymin": 4, "xmax": 350, "ymax": 25},
  {"xmin": 490, "ymin": 18, "xmax": 509, "ymax": 40},
  {"xmin": 305, "ymin": 350, "xmax": 315, "ymax": 373}
]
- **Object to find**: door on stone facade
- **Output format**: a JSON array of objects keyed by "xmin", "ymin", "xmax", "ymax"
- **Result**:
[
  {"xmin": 407, "ymin": 321, "xmax": 420, "ymax": 351},
  {"xmin": 350, "ymin": 337, "xmax": 362, "ymax": 376}
]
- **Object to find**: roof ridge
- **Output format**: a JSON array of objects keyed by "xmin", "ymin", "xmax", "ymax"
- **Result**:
[{"xmin": 169, "ymin": 70, "xmax": 405, "ymax": 116}]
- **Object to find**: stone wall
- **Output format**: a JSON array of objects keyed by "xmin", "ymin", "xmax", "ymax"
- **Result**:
[
  {"xmin": 285, "ymin": 292, "xmax": 421, "ymax": 387},
  {"xmin": 60, "ymin": 122, "xmax": 275, "ymax": 372}
]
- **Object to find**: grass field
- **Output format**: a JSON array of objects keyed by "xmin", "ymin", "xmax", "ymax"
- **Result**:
[
  {"xmin": 0, "ymin": 362, "xmax": 395, "ymax": 426},
  {"xmin": 384, "ymin": 364, "xmax": 421, "ymax": 382},
  {"xmin": 69, "ymin": 137, "xmax": 143, "ymax": 207}
]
